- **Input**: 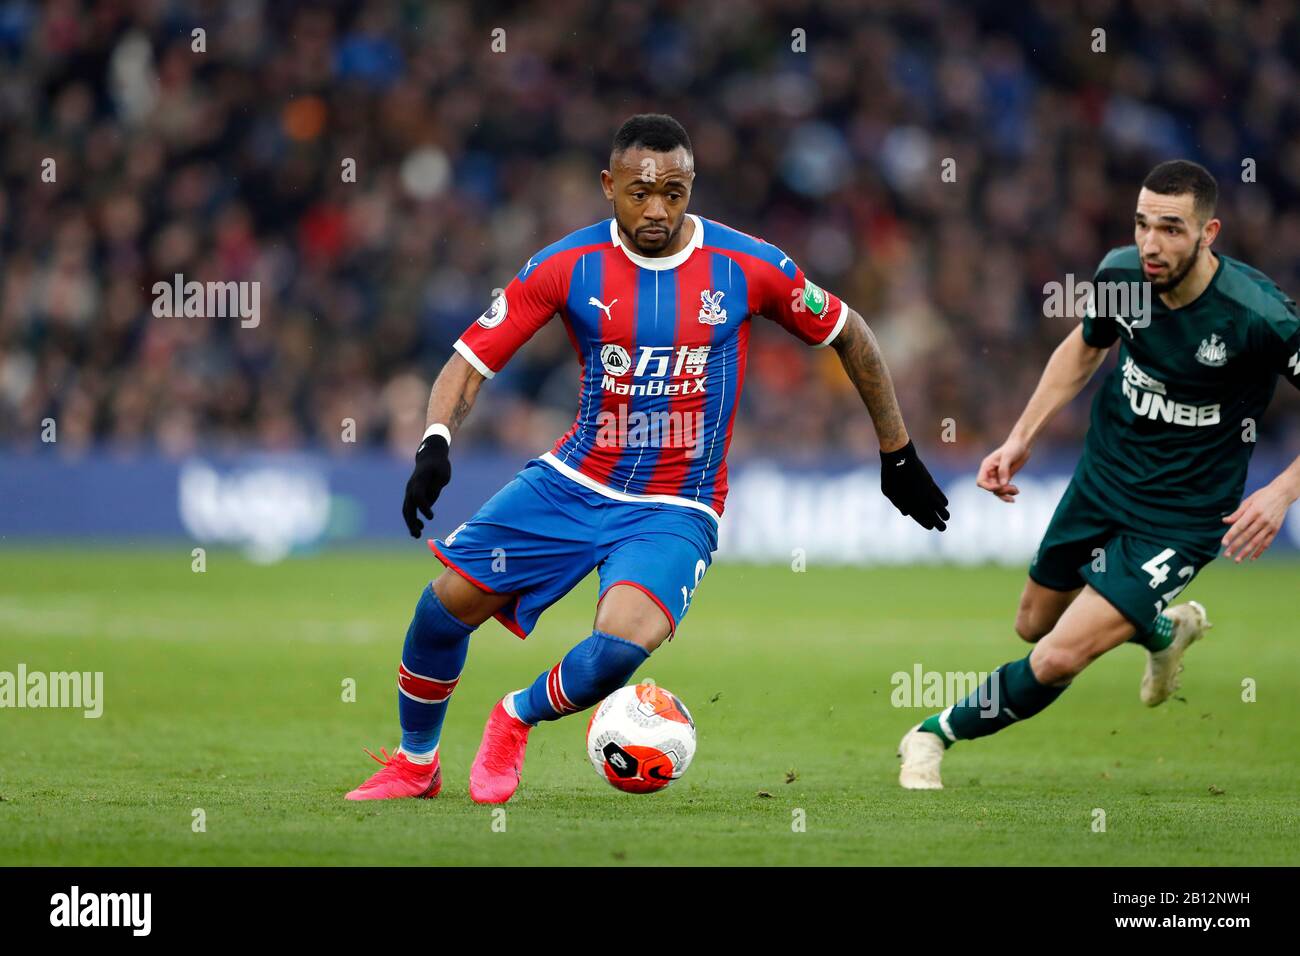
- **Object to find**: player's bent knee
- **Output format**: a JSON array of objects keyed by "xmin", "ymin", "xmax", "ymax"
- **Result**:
[
  {"xmin": 594, "ymin": 584, "xmax": 673, "ymax": 653},
  {"xmin": 1015, "ymin": 581, "xmax": 1076, "ymax": 643},
  {"xmin": 1013, "ymin": 610, "xmax": 1047, "ymax": 643},
  {"xmin": 1029, "ymin": 643, "xmax": 1087, "ymax": 685},
  {"xmin": 1024, "ymin": 642, "xmax": 1076, "ymax": 686},
  {"xmin": 1014, "ymin": 595, "xmax": 1056, "ymax": 642},
  {"xmin": 432, "ymin": 568, "xmax": 512, "ymax": 628}
]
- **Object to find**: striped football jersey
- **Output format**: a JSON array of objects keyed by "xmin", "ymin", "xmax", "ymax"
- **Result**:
[{"xmin": 454, "ymin": 214, "xmax": 848, "ymax": 522}]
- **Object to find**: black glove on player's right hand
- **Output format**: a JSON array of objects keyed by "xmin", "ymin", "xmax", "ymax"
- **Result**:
[{"xmin": 402, "ymin": 434, "xmax": 451, "ymax": 538}]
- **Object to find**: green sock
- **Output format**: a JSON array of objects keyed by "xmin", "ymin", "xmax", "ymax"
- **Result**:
[
  {"xmin": 916, "ymin": 656, "xmax": 1068, "ymax": 746},
  {"xmin": 1128, "ymin": 611, "xmax": 1174, "ymax": 652},
  {"xmin": 919, "ymin": 714, "xmax": 951, "ymax": 748}
]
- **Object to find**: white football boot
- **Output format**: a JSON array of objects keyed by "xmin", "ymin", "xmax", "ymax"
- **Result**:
[
  {"xmin": 898, "ymin": 724, "xmax": 946, "ymax": 790},
  {"xmin": 1140, "ymin": 600, "xmax": 1211, "ymax": 707}
]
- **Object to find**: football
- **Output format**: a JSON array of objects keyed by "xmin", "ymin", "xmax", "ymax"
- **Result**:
[{"xmin": 586, "ymin": 682, "xmax": 696, "ymax": 793}]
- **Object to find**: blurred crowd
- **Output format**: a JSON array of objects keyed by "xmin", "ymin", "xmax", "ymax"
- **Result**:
[{"xmin": 2, "ymin": 0, "xmax": 1298, "ymax": 465}]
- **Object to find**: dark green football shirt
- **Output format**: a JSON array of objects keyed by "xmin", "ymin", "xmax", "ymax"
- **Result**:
[{"xmin": 1078, "ymin": 246, "xmax": 1300, "ymax": 542}]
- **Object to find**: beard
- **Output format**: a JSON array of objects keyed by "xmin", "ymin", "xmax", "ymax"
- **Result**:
[
  {"xmin": 624, "ymin": 217, "xmax": 680, "ymax": 255},
  {"xmin": 1149, "ymin": 235, "xmax": 1202, "ymax": 293}
]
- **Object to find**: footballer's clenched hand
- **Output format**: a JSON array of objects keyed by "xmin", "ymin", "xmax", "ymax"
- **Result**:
[
  {"xmin": 976, "ymin": 437, "xmax": 1031, "ymax": 502},
  {"xmin": 402, "ymin": 433, "xmax": 452, "ymax": 538},
  {"xmin": 880, "ymin": 441, "xmax": 950, "ymax": 531}
]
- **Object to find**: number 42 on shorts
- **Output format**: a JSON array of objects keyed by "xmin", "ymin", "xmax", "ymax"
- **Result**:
[{"xmin": 1142, "ymin": 547, "xmax": 1194, "ymax": 615}]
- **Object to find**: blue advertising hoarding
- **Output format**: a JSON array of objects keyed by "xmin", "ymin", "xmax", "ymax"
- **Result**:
[{"xmin": 2, "ymin": 451, "xmax": 1297, "ymax": 564}]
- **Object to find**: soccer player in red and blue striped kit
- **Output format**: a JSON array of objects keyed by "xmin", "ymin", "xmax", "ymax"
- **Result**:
[{"xmin": 346, "ymin": 114, "xmax": 950, "ymax": 803}]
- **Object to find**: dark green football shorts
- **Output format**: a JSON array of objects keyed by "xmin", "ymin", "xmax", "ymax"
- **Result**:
[{"xmin": 1028, "ymin": 477, "xmax": 1221, "ymax": 632}]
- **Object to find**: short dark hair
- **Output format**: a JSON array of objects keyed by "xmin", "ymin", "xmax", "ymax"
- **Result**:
[
  {"xmin": 1142, "ymin": 160, "xmax": 1218, "ymax": 222},
  {"xmin": 611, "ymin": 113, "xmax": 692, "ymax": 158}
]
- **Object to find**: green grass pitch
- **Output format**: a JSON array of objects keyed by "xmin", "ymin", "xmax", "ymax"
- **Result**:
[{"xmin": 1, "ymin": 547, "xmax": 1296, "ymax": 866}]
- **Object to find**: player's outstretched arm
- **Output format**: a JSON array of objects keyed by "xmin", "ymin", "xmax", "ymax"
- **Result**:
[
  {"xmin": 1222, "ymin": 455, "xmax": 1300, "ymax": 562},
  {"xmin": 401, "ymin": 352, "xmax": 487, "ymax": 538},
  {"xmin": 977, "ymin": 324, "xmax": 1108, "ymax": 503},
  {"xmin": 831, "ymin": 308, "xmax": 949, "ymax": 531}
]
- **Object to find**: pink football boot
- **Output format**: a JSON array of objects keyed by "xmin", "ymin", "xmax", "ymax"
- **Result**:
[
  {"xmin": 468, "ymin": 700, "xmax": 533, "ymax": 804},
  {"xmin": 345, "ymin": 747, "xmax": 441, "ymax": 800}
]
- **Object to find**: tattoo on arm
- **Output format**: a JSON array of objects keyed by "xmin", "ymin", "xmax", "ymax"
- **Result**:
[
  {"xmin": 449, "ymin": 396, "xmax": 472, "ymax": 432},
  {"xmin": 425, "ymin": 352, "xmax": 485, "ymax": 440},
  {"xmin": 831, "ymin": 309, "xmax": 909, "ymax": 451}
]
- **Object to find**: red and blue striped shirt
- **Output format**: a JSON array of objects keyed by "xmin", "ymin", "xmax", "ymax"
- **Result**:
[{"xmin": 454, "ymin": 215, "xmax": 847, "ymax": 522}]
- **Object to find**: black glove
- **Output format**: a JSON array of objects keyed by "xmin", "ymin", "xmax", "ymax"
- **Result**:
[
  {"xmin": 402, "ymin": 433, "xmax": 452, "ymax": 538},
  {"xmin": 880, "ymin": 441, "xmax": 950, "ymax": 531}
]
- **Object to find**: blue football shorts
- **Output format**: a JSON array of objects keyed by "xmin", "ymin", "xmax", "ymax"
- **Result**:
[{"xmin": 429, "ymin": 458, "xmax": 718, "ymax": 639}]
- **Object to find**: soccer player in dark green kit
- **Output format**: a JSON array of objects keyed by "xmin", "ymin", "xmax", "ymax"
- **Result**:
[{"xmin": 899, "ymin": 160, "xmax": 1300, "ymax": 788}]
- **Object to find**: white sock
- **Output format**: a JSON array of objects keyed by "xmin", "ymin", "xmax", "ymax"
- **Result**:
[
  {"xmin": 398, "ymin": 744, "xmax": 437, "ymax": 766},
  {"xmin": 501, "ymin": 691, "xmax": 528, "ymax": 722}
]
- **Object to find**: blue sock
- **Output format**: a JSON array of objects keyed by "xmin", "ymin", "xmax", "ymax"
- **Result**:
[
  {"xmin": 397, "ymin": 584, "xmax": 474, "ymax": 760},
  {"xmin": 512, "ymin": 630, "xmax": 649, "ymax": 725}
]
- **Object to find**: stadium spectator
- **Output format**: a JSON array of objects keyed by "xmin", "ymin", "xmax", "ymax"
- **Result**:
[{"xmin": 2, "ymin": 0, "xmax": 1296, "ymax": 465}]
